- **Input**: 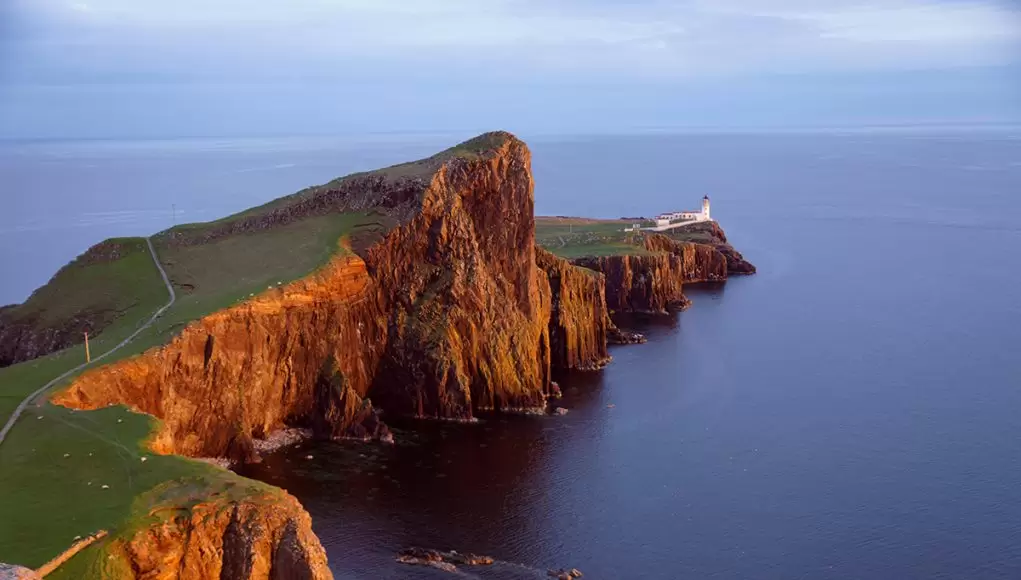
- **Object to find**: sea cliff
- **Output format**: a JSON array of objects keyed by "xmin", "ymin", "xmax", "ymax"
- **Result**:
[
  {"xmin": 536, "ymin": 248, "xmax": 612, "ymax": 371},
  {"xmin": 39, "ymin": 132, "xmax": 754, "ymax": 578},
  {"xmin": 105, "ymin": 485, "xmax": 330, "ymax": 580},
  {"xmin": 56, "ymin": 133, "xmax": 556, "ymax": 461}
]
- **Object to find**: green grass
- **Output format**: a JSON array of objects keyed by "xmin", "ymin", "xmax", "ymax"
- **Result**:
[
  {"xmin": 2, "ymin": 238, "xmax": 167, "ymax": 329},
  {"xmin": 535, "ymin": 217, "xmax": 656, "ymax": 259},
  {"xmin": 535, "ymin": 216, "xmax": 721, "ymax": 260},
  {"xmin": 154, "ymin": 212, "xmax": 374, "ymax": 331},
  {"xmin": 0, "ymin": 402, "xmax": 265, "ymax": 571}
]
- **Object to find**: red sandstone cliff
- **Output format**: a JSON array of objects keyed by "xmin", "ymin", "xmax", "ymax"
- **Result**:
[
  {"xmin": 103, "ymin": 486, "xmax": 331, "ymax": 580},
  {"xmin": 571, "ymin": 252, "xmax": 691, "ymax": 314},
  {"xmin": 536, "ymin": 248, "xmax": 612, "ymax": 371},
  {"xmin": 643, "ymin": 234, "xmax": 729, "ymax": 283},
  {"xmin": 55, "ymin": 133, "xmax": 554, "ymax": 461}
]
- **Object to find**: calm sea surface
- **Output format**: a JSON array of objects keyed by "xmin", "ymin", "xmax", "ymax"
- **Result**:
[{"xmin": 4, "ymin": 130, "xmax": 1021, "ymax": 578}]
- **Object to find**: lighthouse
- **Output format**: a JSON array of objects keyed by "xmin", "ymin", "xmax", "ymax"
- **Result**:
[{"xmin": 702, "ymin": 195, "xmax": 711, "ymax": 221}]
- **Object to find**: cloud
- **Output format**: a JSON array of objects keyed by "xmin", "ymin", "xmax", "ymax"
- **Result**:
[
  {"xmin": 15, "ymin": 0, "xmax": 1019, "ymax": 80},
  {"xmin": 2, "ymin": 0, "xmax": 1019, "ymax": 137}
]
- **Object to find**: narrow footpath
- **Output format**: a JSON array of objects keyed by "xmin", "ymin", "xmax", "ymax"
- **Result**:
[{"xmin": 0, "ymin": 238, "xmax": 175, "ymax": 446}]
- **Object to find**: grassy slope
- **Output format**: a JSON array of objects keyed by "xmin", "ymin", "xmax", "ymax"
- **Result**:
[
  {"xmin": 0, "ymin": 240, "xmax": 168, "ymax": 423},
  {"xmin": 0, "ymin": 403, "xmax": 269, "ymax": 575},
  {"xmin": 1, "ymin": 238, "xmax": 167, "ymax": 329}
]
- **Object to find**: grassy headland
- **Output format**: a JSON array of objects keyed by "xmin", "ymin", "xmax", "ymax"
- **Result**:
[{"xmin": 0, "ymin": 157, "xmax": 411, "ymax": 573}]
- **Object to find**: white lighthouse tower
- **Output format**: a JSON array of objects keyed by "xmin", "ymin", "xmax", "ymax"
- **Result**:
[{"xmin": 702, "ymin": 195, "xmax": 711, "ymax": 221}]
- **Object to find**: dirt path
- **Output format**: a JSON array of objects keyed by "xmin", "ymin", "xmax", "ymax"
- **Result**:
[{"xmin": 0, "ymin": 238, "xmax": 175, "ymax": 446}]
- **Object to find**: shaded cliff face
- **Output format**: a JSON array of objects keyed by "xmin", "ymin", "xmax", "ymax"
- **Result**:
[
  {"xmin": 572, "ymin": 253, "xmax": 690, "ymax": 314},
  {"xmin": 107, "ymin": 487, "xmax": 331, "ymax": 580},
  {"xmin": 536, "ymin": 248, "xmax": 611, "ymax": 371},
  {"xmin": 364, "ymin": 139, "xmax": 552, "ymax": 416},
  {"xmin": 0, "ymin": 315, "xmax": 77, "ymax": 369},
  {"xmin": 55, "ymin": 133, "xmax": 554, "ymax": 459}
]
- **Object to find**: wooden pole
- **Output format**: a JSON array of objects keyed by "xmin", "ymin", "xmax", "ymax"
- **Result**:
[{"xmin": 84, "ymin": 331, "xmax": 90, "ymax": 363}]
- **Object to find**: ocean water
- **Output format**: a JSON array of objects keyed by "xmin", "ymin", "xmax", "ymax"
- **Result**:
[{"xmin": 5, "ymin": 130, "xmax": 1021, "ymax": 578}]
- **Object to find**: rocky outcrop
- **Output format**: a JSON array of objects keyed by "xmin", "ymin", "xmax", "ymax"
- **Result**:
[
  {"xmin": 607, "ymin": 323, "xmax": 646, "ymax": 345},
  {"xmin": 55, "ymin": 132, "xmax": 554, "ymax": 460},
  {"xmin": 568, "ymin": 226, "xmax": 754, "ymax": 315},
  {"xmin": 396, "ymin": 547, "xmax": 494, "ymax": 573},
  {"xmin": 643, "ymin": 234, "xmax": 728, "ymax": 283},
  {"xmin": 107, "ymin": 486, "xmax": 331, "ymax": 580},
  {"xmin": 666, "ymin": 221, "xmax": 756, "ymax": 275},
  {"xmin": 0, "ymin": 315, "xmax": 75, "ymax": 369},
  {"xmin": 311, "ymin": 356, "xmax": 393, "ymax": 444},
  {"xmin": 571, "ymin": 253, "xmax": 691, "ymax": 315},
  {"xmin": 536, "ymin": 248, "xmax": 612, "ymax": 371}
]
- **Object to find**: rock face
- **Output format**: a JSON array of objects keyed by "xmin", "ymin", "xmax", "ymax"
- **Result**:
[
  {"xmin": 108, "ymin": 489, "xmax": 331, "ymax": 580},
  {"xmin": 536, "ymin": 248, "xmax": 612, "ymax": 371},
  {"xmin": 569, "ymin": 228, "xmax": 755, "ymax": 315},
  {"xmin": 642, "ymin": 234, "xmax": 729, "ymax": 284},
  {"xmin": 55, "ymin": 132, "xmax": 556, "ymax": 460},
  {"xmin": 667, "ymin": 221, "xmax": 756, "ymax": 276},
  {"xmin": 572, "ymin": 253, "xmax": 691, "ymax": 314},
  {"xmin": 0, "ymin": 314, "xmax": 76, "ymax": 369}
]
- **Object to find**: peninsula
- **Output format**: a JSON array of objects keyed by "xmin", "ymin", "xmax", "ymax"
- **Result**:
[{"xmin": 0, "ymin": 132, "xmax": 754, "ymax": 579}]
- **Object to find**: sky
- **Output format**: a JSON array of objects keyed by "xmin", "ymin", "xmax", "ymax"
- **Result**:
[{"xmin": 1, "ymin": 0, "xmax": 1020, "ymax": 138}]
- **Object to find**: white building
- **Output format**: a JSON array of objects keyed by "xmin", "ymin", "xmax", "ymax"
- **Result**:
[{"xmin": 652, "ymin": 196, "xmax": 712, "ymax": 228}]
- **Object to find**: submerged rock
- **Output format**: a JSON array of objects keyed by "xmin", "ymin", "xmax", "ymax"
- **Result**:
[
  {"xmin": 396, "ymin": 547, "xmax": 495, "ymax": 573},
  {"xmin": 607, "ymin": 325, "xmax": 646, "ymax": 345}
]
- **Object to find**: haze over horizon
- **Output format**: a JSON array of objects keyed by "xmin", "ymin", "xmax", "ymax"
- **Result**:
[{"xmin": 1, "ymin": 0, "xmax": 1020, "ymax": 138}]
